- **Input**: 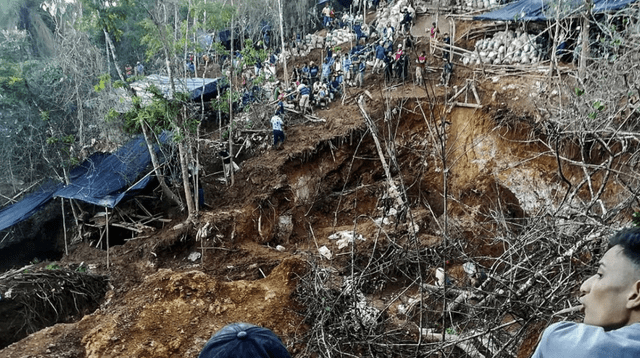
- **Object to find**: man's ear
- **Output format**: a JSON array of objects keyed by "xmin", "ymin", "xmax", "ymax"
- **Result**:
[{"xmin": 626, "ymin": 280, "xmax": 640, "ymax": 309}]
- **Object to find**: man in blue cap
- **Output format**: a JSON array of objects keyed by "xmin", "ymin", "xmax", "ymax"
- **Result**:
[{"xmin": 199, "ymin": 322, "xmax": 291, "ymax": 358}]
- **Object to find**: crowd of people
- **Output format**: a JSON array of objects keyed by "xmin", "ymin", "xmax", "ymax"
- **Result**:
[{"xmin": 265, "ymin": 5, "xmax": 458, "ymax": 150}]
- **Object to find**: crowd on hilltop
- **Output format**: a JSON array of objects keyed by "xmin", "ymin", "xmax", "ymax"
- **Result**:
[
  {"xmin": 265, "ymin": 4, "xmax": 455, "ymax": 118},
  {"xmin": 263, "ymin": 2, "xmax": 456, "ymax": 150}
]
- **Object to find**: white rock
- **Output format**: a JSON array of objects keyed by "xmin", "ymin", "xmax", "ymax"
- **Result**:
[
  {"xmin": 275, "ymin": 245, "xmax": 286, "ymax": 252},
  {"xmin": 318, "ymin": 245, "xmax": 332, "ymax": 260},
  {"xmin": 188, "ymin": 252, "xmax": 201, "ymax": 262}
]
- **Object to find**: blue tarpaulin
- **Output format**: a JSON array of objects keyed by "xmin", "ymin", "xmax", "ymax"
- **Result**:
[
  {"xmin": 474, "ymin": 0, "xmax": 638, "ymax": 21},
  {"xmin": 0, "ymin": 131, "xmax": 172, "ymax": 233},
  {"xmin": 54, "ymin": 131, "xmax": 171, "ymax": 208},
  {"xmin": 0, "ymin": 181, "xmax": 62, "ymax": 233}
]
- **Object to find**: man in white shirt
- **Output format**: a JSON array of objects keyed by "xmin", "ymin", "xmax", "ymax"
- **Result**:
[{"xmin": 270, "ymin": 114, "xmax": 284, "ymax": 150}]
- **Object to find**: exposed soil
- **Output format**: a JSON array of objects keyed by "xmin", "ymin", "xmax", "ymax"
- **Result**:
[{"xmin": 0, "ymin": 12, "xmax": 620, "ymax": 358}]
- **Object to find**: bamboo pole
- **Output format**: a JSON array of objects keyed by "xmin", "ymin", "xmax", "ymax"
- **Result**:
[
  {"xmin": 105, "ymin": 207, "xmax": 110, "ymax": 269},
  {"xmin": 61, "ymin": 199, "xmax": 68, "ymax": 256}
]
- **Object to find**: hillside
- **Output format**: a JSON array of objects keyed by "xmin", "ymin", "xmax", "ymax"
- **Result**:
[{"xmin": 2, "ymin": 4, "xmax": 638, "ymax": 358}]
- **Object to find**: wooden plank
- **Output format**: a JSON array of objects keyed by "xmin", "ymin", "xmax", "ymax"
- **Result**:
[{"xmin": 449, "ymin": 101, "xmax": 482, "ymax": 109}]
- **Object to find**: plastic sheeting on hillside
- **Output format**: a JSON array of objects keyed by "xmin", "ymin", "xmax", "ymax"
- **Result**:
[
  {"xmin": 131, "ymin": 74, "xmax": 225, "ymax": 102},
  {"xmin": 53, "ymin": 131, "xmax": 171, "ymax": 208},
  {"xmin": 0, "ymin": 181, "xmax": 63, "ymax": 234},
  {"xmin": 0, "ymin": 133, "xmax": 170, "ymax": 233},
  {"xmin": 474, "ymin": 0, "xmax": 638, "ymax": 22}
]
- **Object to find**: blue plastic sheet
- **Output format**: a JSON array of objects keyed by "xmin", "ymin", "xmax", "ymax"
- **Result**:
[
  {"xmin": 474, "ymin": 0, "xmax": 638, "ymax": 22},
  {"xmin": 0, "ymin": 181, "xmax": 62, "ymax": 233},
  {"xmin": 53, "ymin": 132, "xmax": 171, "ymax": 208}
]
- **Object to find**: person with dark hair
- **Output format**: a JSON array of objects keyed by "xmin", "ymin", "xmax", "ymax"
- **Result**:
[
  {"xmin": 442, "ymin": 33, "xmax": 451, "ymax": 61},
  {"xmin": 415, "ymin": 51, "xmax": 427, "ymax": 86},
  {"xmin": 532, "ymin": 227, "xmax": 640, "ymax": 357},
  {"xmin": 309, "ymin": 61, "xmax": 319, "ymax": 88},
  {"xmin": 399, "ymin": 7, "xmax": 413, "ymax": 35},
  {"xmin": 301, "ymin": 62, "xmax": 310, "ymax": 84},
  {"xmin": 199, "ymin": 322, "xmax": 291, "ymax": 358},
  {"xmin": 373, "ymin": 40, "xmax": 386, "ymax": 74},
  {"xmin": 439, "ymin": 57, "xmax": 453, "ymax": 87},
  {"xmin": 270, "ymin": 114, "xmax": 285, "ymax": 150},
  {"xmin": 322, "ymin": 4, "xmax": 331, "ymax": 28}
]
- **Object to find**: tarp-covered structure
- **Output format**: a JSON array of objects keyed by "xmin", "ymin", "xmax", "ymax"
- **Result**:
[
  {"xmin": 0, "ymin": 132, "xmax": 171, "ymax": 233},
  {"xmin": 0, "ymin": 182, "xmax": 62, "ymax": 233},
  {"xmin": 130, "ymin": 74, "xmax": 225, "ymax": 102},
  {"xmin": 474, "ymin": 0, "xmax": 638, "ymax": 21}
]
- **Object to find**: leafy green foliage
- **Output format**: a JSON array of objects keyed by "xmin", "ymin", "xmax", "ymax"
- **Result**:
[
  {"xmin": 45, "ymin": 263, "xmax": 60, "ymax": 270},
  {"xmin": 94, "ymin": 74, "xmax": 112, "ymax": 92}
]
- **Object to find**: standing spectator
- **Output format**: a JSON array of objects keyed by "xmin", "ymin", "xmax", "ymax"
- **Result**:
[
  {"xmin": 415, "ymin": 51, "xmax": 427, "ymax": 86},
  {"xmin": 342, "ymin": 54, "xmax": 353, "ymax": 86},
  {"xmin": 393, "ymin": 44, "xmax": 404, "ymax": 77},
  {"xmin": 309, "ymin": 61, "xmax": 319, "ymax": 87},
  {"xmin": 271, "ymin": 114, "xmax": 285, "ymax": 150},
  {"xmin": 384, "ymin": 24, "xmax": 394, "ymax": 42},
  {"xmin": 373, "ymin": 40, "xmax": 386, "ymax": 74},
  {"xmin": 291, "ymin": 64, "xmax": 301, "ymax": 83},
  {"xmin": 439, "ymin": 57, "xmax": 453, "ymax": 87},
  {"xmin": 400, "ymin": 7, "xmax": 413, "ymax": 35},
  {"xmin": 125, "ymin": 64, "xmax": 133, "ymax": 79},
  {"xmin": 356, "ymin": 56, "xmax": 366, "ymax": 88},
  {"xmin": 301, "ymin": 62, "xmax": 311, "ymax": 84},
  {"xmin": 322, "ymin": 4, "xmax": 331, "ymax": 28},
  {"xmin": 268, "ymin": 52, "xmax": 278, "ymax": 77},
  {"xmin": 442, "ymin": 33, "xmax": 451, "ymax": 61},
  {"xmin": 383, "ymin": 51, "xmax": 394, "ymax": 83},
  {"xmin": 297, "ymin": 82, "xmax": 311, "ymax": 115},
  {"xmin": 428, "ymin": 22, "xmax": 439, "ymax": 54},
  {"xmin": 321, "ymin": 56, "xmax": 334, "ymax": 83},
  {"xmin": 135, "ymin": 61, "xmax": 144, "ymax": 76}
]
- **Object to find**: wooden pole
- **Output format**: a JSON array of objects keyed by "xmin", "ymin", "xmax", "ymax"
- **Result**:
[
  {"xmin": 105, "ymin": 207, "xmax": 110, "ymax": 269},
  {"xmin": 61, "ymin": 199, "xmax": 68, "ymax": 256},
  {"xmin": 277, "ymin": 0, "xmax": 288, "ymax": 87}
]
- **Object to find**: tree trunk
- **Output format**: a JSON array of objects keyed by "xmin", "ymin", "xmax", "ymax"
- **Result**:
[
  {"xmin": 141, "ymin": 122, "xmax": 184, "ymax": 210},
  {"xmin": 278, "ymin": 0, "xmax": 288, "ymax": 87},
  {"xmin": 179, "ymin": 137, "xmax": 195, "ymax": 219},
  {"xmin": 578, "ymin": 2, "xmax": 591, "ymax": 81},
  {"xmin": 103, "ymin": 29, "xmax": 127, "ymax": 83}
]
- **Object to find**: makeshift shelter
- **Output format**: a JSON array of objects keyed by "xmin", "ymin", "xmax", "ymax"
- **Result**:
[
  {"xmin": 53, "ymin": 131, "xmax": 171, "ymax": 208},
  {"xmin": 474, "ymin": 0, "xmax": 638, "ymax": 21},
  {"xmin": 130, "ymin": 74, "xmax": 226, "ymax": 103},
  {"xmin": 0, "ymin": 132, "xmax": 171, "ymax": 236}
]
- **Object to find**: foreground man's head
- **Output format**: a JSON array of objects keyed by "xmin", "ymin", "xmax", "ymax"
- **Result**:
[{"xmin": 580, "ymin": 227, "xmax": 640, "ymax": 330}]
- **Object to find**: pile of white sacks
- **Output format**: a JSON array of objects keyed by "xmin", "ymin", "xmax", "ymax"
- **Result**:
[
  {"xmin": 462, "ymin": 30, "xmax": 546, "ymax": 66},
  {"xmin": 304, "ymin": 27, "xmax": 358, "ymax": 50},
  {"xmin": 463, "ymin": 0, "xmax": 499, "ymax": 9},
  {"xmin": 374, "ymin": 0, "xmax": 415, "ymax": 34}
]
